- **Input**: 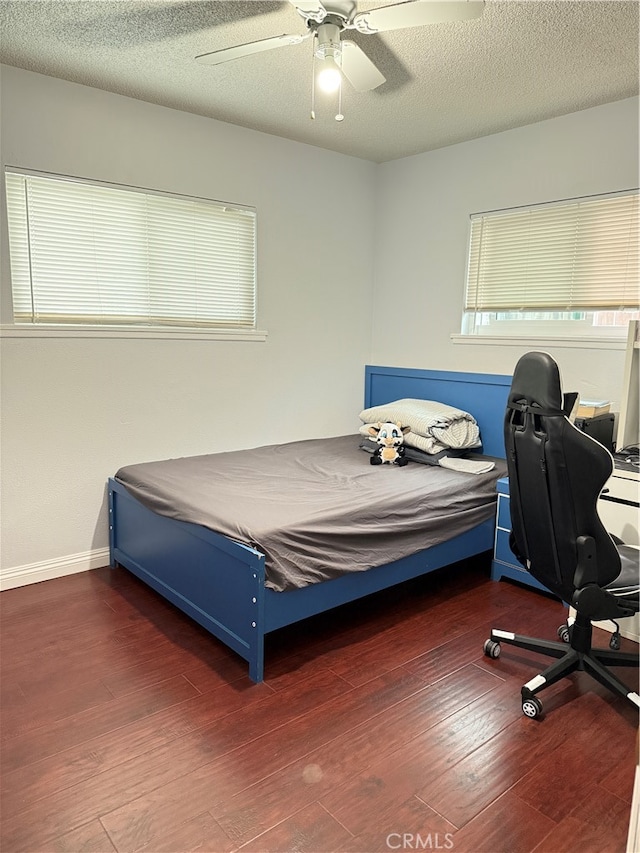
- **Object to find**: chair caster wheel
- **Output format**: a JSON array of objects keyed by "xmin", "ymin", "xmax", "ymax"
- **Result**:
[
  {"xmin": 610, "ymin": 632, "xmax": 621, "ymax": 651},
  {"xmin": 522, "ymin": 696, "xmax": 543, "ymax": 718},
  {"xmin": 557, "ymin": 624, "xmax": 570, "ymax": 643},
  {"xmin": 483, "ymin": 639, "xmax": 501, "ymax": 659}
]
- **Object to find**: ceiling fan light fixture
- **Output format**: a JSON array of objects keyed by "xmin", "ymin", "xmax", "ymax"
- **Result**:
[
  {"xmin": 314, "ymin": 22, "xmax": 342, "ymax": 61},
  {"xmin": 197, "ymin": 0, "xmax": 486, "ymax": 119},
  {"xmin": 317, "ymin": 56, "xmax": 342, "ymax": 93}
]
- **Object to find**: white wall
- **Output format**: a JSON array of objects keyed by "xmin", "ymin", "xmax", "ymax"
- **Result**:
[
  {"xmin": 0, "ymin": 65, "xmax": 377, "ymax": 585},
  {"xmin": 372, "ymin": 97, "xmax": 639, "ymax": 405}
]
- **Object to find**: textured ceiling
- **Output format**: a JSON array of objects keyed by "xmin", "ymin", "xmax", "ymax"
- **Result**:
[{"xmin": 0, "ymin": 0, "xmax": 638, "ymax": 162}]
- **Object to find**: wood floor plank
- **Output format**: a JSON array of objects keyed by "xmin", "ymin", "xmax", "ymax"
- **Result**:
[
  {"xmin": 403, "ymin": 617, "xmax": 515, "ymax": 684},
  {"xmin": 0, "ymin": 598, "xmax": 129, "ymax": 660},
  {"xmin": 0, "ymin": 679, "xmax": 26, "ymax": 713},
  {"xmin": 1, "ymin": 677, "xmax": 116, "ymax": 741},
  {"xmin": 49, "ymin": 819, "xmax": 117, "ymax": 853},
  {"xmin": 1, "ymin": 675, "xmax": 204, "ymax": 814},
  {"xmin": 98, "ymin": 644, "xmax": 246, "ymax": 698},
  {"xmin": 512, "ymin": 696, "xmax": 637, "ymax": 823},
  {"xmin": 601, "ymin": 759, "xmax": 638, "ymax": 805},
  {"xmin": 0, "ymin": 567, "xmax": 120, "ymax": 617},
  {"xmin": 0, "ymin": 672, "xmax": 232, "ymax": 773},
  {"xmin": 0, "ymin": 669, "xmax": 346, "ymax": 852},
  {"xmin": 335, "ymin": 794, "xmax": 456, "ymax": 853},
  {"xmin": 99, "ymin": 668, "xmax": 425, "ymax": 852},
  {"xmin": 333, "ymin": 587, "xmax": 533, "ymax": 687},
  {"xmin": 2, "ymin": 612, "xmax": 242, "ymax": 700},
  {"xmin": 417, "ymin": 687, "xmax": 609, "ymax": 828},
  {"xmin": 317, "ymin": 676, "xmax": 522, "ymax": 837},
  {"xmin": 531, "ymin": 784, "xmax": 631, "ymax": 853},
  {"xmin": 213, "ymin": 664, "xmax": 503, "ymax": 847},
  {"xmin": 133, "ymin": 811, "xmax": 234, "ymax": 853},
  {"xmin": 1, "ymin": 562, "xmax": 637, "ymax": 853},
  {"xmin": 237, "ymin": 802, "xmax": 353, "ymax": 853},
  {"xmin": 450, "ymin": 790, "xmax": 556, "ymax": 853},
  {"xmin": 2, "ymin": 612, "xmax": 173, "ymax": 675}
]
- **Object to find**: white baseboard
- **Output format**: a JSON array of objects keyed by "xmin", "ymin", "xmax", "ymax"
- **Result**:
[{"xmin": 0, "ymin": 548, "xmax": 111, "ymax": 591}]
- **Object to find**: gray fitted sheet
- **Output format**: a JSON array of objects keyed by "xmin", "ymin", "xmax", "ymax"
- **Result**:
[{"xmin": 115, "ymin": 435, "xmax": 506, "ymax": 592}]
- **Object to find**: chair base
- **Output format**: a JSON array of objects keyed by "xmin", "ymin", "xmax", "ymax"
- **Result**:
[{"xmin": 485, "ymin": 623, "xmax": 640, "ymax": 718}]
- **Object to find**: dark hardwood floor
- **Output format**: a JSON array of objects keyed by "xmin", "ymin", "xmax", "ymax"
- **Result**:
[{"xmin": 1, "ymin": 557, "xmax": 637, "ymax": 853}]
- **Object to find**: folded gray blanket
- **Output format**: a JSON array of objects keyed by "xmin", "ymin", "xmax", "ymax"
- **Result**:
[{"xmin": 359, "ymin": 398, "xmax": 482, "ymax": 454}]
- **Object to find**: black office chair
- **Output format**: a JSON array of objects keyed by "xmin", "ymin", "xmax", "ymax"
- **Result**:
[{"xmin": 484, "ymin": 351, "xmax": 639, "ymax": 718}]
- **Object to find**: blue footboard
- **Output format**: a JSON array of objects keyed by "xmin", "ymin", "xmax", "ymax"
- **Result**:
[{"xmin": 109, "ymin": 478, "xmax": 267, "ymax": 681}]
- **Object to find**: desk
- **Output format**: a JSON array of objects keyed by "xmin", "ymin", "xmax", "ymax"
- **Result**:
[
  {"xmin": 599, "ymin": 463, "xmax": 639, "ymax": 546},
  {"xmin": 596, "ymin": 463, "xmax": 639, "ymax": 642}
]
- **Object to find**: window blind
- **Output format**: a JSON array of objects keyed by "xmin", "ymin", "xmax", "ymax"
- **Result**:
[
  {"xmin": 465, "ymin": 192, "xmax": 639, "ymax": 312},
  {"xmin": 5, "ymin": 170, "xmax": 257, "ymax": 328}
]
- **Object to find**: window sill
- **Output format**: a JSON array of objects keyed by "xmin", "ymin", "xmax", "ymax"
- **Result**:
[
  {"xmin": 0, "ymin": 325, "xmax": 268, "ymax": 342},
  {"xmin": 450, "ymin": 334, "xmax": 626, "ymax": 351}
]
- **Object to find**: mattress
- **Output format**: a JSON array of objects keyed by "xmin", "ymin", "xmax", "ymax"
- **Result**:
[{"xmin": 115, "ymin": 435, "xmax": 507, "ymax": 592}]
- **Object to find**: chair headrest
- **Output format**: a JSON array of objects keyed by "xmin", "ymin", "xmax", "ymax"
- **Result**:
[{"xmin": 509, "ymin": 351, "xmax": 564, "ymax": 412}]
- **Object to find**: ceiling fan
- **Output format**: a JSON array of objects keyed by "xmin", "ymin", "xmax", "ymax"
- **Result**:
[{"xmin": 196, "ymin": 1, "xmax": 485, "ymax": 118}]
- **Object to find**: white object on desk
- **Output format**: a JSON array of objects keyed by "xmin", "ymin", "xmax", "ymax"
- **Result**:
[{"xmin": 616, "ymin": 319, "xmax": 639, "ymax": 453}]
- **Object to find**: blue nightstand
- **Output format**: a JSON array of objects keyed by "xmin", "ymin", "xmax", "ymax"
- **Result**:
[{"xmin": 491, "ymin": 477, "xmax": 548, "ymax": 592}]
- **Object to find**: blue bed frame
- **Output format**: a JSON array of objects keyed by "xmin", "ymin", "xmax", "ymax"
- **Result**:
[{"xmin": 108, "ymin": 365, "xmax": 511, "ymax": 682}]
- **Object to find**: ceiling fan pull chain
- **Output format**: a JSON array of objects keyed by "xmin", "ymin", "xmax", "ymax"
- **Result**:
[
  {"xmin": 310, "ymin": 35, "xmax": 316, "ymax": 119},
  {"xmin": 335, "ymin": 77, "xmax": 344, "ymax": 122}
]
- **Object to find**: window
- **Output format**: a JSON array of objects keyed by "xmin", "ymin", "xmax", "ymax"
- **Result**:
[
  {"xmin": 463, "ymin": 190, "xmax": 639, "ymax": 340},
  {"xmin": 4, "ymin": 169, "xmax": 257, "ymax": 331}
]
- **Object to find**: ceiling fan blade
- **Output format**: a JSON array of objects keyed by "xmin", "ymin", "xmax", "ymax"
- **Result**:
[
  {"xmin": 340, "ymin": 41, "xmax": 386, "ymax": 91},
  {"xmin": 352, "ymin": 1, "xmax": 485, "ymax": 34},
  {"xmin": 287, "ymin": 0, "xmax": 327, "ymax": 23},
  {"xmin": 196, "ymin": 32, "xmax": 310, "ymax": 66}
]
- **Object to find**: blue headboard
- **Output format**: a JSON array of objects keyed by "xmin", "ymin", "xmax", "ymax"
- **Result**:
[{"xmin": 365, "ymin": 365, "xmax": 512, "ymax": 459}]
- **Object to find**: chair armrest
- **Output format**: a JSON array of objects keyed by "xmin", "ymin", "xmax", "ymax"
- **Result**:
[{"xmin": 573, "ymin": 535, "xmax": 598, "ymax": 587}]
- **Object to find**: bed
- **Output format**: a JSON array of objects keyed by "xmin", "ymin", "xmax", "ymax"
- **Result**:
[{"xmin": 108, "ymin": 365, "xmax": 511, "ymax": 682}]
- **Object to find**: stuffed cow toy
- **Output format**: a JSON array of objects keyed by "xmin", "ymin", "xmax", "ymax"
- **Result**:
[{"xmin": 368, "ymin": 422, "xmax": 411, "ymax": 466}]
